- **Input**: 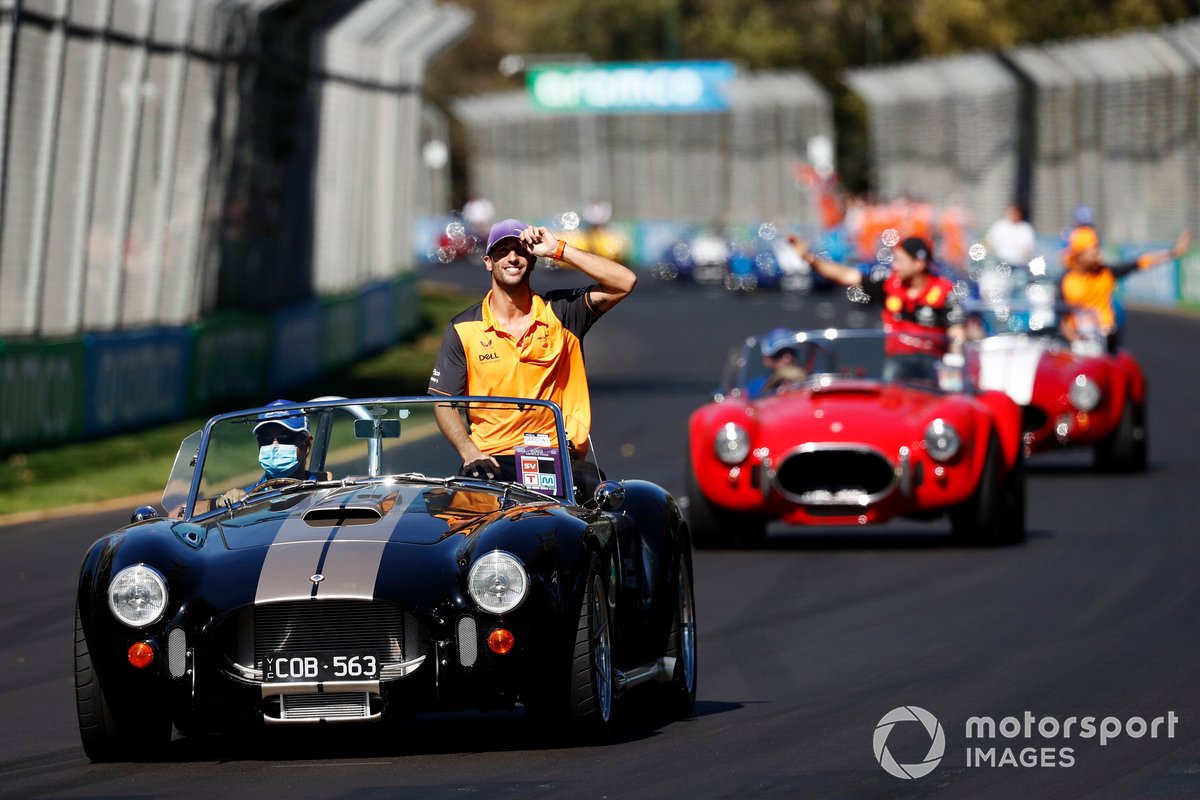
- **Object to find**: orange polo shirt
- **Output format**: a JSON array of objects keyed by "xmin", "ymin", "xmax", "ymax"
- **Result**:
[
  {"xmin": 1060, "ymin": 257, "xmax": 1149, "ymax": 332},
  {"xmin": 428, "ymin": 287, "xmax": 602, "ymax": 454}
]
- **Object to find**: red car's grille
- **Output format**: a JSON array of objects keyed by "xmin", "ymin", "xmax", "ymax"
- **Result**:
[
  {"xmin": 1021, "ymin": 405, "xmax": 1047, "ymax": 434},
  {"xmin": 773, "ymin": 447, "xmax": 896, "ymax": 507}
]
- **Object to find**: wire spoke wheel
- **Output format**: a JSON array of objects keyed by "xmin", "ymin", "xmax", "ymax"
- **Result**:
[
  {"xmin": 591, "ymin": 572, "xmax": 613, "ymax": 722},
  {"xmin": 676, "ymin": 557, "xmax": 697, "ymax": 699}
]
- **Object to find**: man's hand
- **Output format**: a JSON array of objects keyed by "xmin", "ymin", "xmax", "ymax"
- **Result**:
[
  {"xmin": 1171, "ymin": 230, "xmax": 1192, "ymax": 259},
  {"xmin": 219, "ymin": 486, "xmax": 247, "ymax": 506},
  {"xmin": 518, "ymin": 225, "xmax": 560, "ymax": 259},
  {"xmin": 786, "ymin": 234, "xmax": 811, "ymax": 259},
  {"xmin": 462, "ymin": 453, "xmax": 502, "ymax": 480}
]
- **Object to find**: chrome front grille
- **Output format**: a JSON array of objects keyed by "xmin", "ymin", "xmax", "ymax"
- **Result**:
[
  {"xmin": 215, "ymin": 599, "xmax": 425, "ymax": 682},
  {"xmin": 773, "ymin": 446, "xmax": 896, "ymax": 507},
  {"xmin": 280, "ymin": 692, "xmax": 370, "ymax": 720}
]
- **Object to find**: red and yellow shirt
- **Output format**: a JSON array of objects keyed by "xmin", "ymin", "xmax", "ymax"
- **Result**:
[
  {"xmin": 861, "ymin": 273, "xmax": 963, "ymax": 356},
  {"xmin": 428, "ymin": 287, "xmax": 602, "ymax": 454}
]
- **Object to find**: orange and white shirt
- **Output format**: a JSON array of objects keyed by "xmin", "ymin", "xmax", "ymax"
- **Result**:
[{"xmin": 428, "ymin": 288, "xmax": 603, "ymax": 454}]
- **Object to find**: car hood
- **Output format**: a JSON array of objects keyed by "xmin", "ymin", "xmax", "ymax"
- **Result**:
[
  {"xmin": 217, "ymin": 483, "xmax": 511, "ymax": 550},
  {"xmin": 207, "ymin": 483, "xmax": 531, "ymax": 604},
  {"xmin": 753, "ymin": 381, "xmax": 949, "ymax": 444},
  {"xmin": 976, "ymin": 335, "xmax": 1089, "ymax": 406}
]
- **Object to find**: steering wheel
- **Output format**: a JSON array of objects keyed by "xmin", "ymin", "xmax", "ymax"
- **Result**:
[
  {"xmin": 247, "ymin": 477, "xmax": 302, "ymax": 495},
  {"xmin": 801, "ymin": 341, "xmax": 836, "ymax": 375}
]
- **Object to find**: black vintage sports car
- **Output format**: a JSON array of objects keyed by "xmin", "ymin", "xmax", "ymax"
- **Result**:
[{"xmin": 75, "ymin": 396, "xmax": 696, "ymax": 761}]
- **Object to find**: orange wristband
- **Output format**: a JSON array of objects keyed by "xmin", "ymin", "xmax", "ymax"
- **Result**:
[{"xmin": 553, "ymin": 239, "xmax": 566, "ymax": 260}]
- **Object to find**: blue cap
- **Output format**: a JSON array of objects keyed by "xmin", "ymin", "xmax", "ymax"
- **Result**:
[
  {"xmin": 252, "ymin": 399, "xmax": 308, "ymax": 434},
  {"xmin": 761, "ymin": 328, "xmax": 796, "ymax": 358},
  {"xmin": 1073, "ymin": 205, "xmax": 1094, "ymax": 226},
  {"xmin": 485, "ymin": 218, "xmax": 529, "ymax": 255}
]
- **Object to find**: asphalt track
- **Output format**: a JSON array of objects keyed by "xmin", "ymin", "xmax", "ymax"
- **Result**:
[{"xmin": 2, "ymin": 265, "xmax": 1199, "ymax": 798}]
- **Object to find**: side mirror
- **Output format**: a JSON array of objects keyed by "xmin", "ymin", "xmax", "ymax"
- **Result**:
[
  {"xmin": 593, "ymin": 480, "xmax": 626, "ymax": 512},
  {"xmin": 131, "ymin": 505, "xmax": 160, "ymax": 524}
]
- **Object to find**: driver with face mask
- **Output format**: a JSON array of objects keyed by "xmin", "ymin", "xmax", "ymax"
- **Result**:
[
  {"xmin": 249, "ymin": 399, "xmax": 320, "ymax": 486},
  {"xmin": 200, "ymin": 400, "xmax": 320, "ymax": 512},
  {"xmin": 177, "ymin": 400, "xmax": 323, "ymax": 517}
]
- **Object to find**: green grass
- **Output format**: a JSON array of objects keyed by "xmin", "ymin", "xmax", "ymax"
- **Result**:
[{"xmin": 0, "ymin": 283, "xmax": 473, "ymax": 518}]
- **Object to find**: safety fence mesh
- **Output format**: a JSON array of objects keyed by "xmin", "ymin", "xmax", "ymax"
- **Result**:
[
  {"xmin": 848, "ymin": 21, "xmax": 1200, "ymax": 246},
  {"xmin": 0, "ymin": 0, "xmax": 469, "ymax": 337},
  {"xmin": 454, "ymin": 70, "xmax": 834, "ymax": 229}
]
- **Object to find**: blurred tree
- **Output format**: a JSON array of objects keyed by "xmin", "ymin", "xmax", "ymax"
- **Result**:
[{"xmin": 426, "ymin": 0, "xmax": 1200, "ymax": 199}]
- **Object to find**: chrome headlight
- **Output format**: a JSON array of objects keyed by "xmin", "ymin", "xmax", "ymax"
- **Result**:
[
  {"xmin": 715, "ymin": 422, "xmax": 751, "ymax": 465},
  {"xmin": 1068, "ymin": 374, "xmax": 1101, "ymax": 411},
  {"xmin": 924, "ymin": 419, "xmax": 961, "ymax": 462},
  {"xmin": 108, "ymin": 565, "xmax": 168, "ymax": 627},
  {"xmin": 468, "ymin": 551, "xmax": 528, "ymax": 614}
]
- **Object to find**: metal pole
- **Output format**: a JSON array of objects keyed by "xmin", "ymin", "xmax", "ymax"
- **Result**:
[
  {"xmin": 101, "ymin": 0, "xmax": 152, "ymax": 329},
  {"xmin": 64, "ymin": 0, "xmax": 112, "ymax": 334},
  {"xmin": 0, "ymin": 2, "xmax": 21, "ymax": 300},
  {"xmin": 24, "ymin": 0, "xmax": 69, "ymax": 334},
  {"xmin": 144, "ymin": 0, "xmax": 194, "ymax": 326}
]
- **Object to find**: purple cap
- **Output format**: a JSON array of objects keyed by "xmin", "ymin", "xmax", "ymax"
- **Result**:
[{"xmin": 485, "ymin": 218, "xmax": 529, "ymax": 255}]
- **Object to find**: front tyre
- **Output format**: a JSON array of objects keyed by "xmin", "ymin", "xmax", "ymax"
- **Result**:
[
  {"xmin": 950, "ymin": 433, "xmax": 1023, "ymax": 546},
  {"xmin": 75, "ymin": 606, "xmax": 170, "ymax": 762},
  {"xmin": 567, "ymin": 552, "xmax": 614, "ymax": 736},
  {"xmin": 686, "ymin": 458, "xmax": 766, "ymax": 549},
  {"xmin": 654, "ymin": 549, "xmax": 698, "ymax": 718},
  {"xmin": 1094, "ymin": 396, "xmax": 1147, "ymax": 473}
]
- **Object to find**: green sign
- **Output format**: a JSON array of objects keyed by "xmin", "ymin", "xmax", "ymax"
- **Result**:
[
  {"xmin": 528, "ymin": 61, "xmax": 735, "ymax": 113},
  {"xmin": 0, "ymin": 338, "xmax": 87, "ymax": 452}
]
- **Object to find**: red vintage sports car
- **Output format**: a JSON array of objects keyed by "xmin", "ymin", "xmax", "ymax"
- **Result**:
[
  {"xmin": 686, "ymin": 329, "xmax": 1025, "ymax": 547},
  {"xmin": 967, "ymin": 295, "xmax": 1147, "ymax": 471}
]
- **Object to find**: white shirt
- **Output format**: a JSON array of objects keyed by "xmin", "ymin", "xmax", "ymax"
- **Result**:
[{"xmin": 986, "ymin": 216, "xmax": 1036, "ymax": 264}]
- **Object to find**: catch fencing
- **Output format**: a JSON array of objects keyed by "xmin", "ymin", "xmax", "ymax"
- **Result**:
[
  {"xmin": 846, "ymin": 20, "xmax": 1200, "ymax": 255},
  {"xmin": 0, "ymin": 0, "xmax": 469, "ymax": 452},
  {"xmin": 454, "ymin": 70, "xmax": 834, "ymax": 230},
  {"xmin": 0, "ymin": 0, "xmax": 469, "ymax": 339}
]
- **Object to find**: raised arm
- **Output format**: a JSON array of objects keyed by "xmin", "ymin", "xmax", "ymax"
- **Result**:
[
  {"xmin": 786, "ymin": 234, "xmax": 864, "ymax": 287},
  {"xmin": 520, "ymin": 226, "xmax": 637, "ymax": 313}
]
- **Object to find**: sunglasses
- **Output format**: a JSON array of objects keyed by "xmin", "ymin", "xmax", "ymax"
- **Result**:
[{"xmin": 256, "ymin": 430, "xmax": 305, "ymax": 447}]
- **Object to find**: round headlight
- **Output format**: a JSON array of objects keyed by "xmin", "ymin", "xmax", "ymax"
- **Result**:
[
  {"xmin": 468, "ymin": 551, "xmax": 528, "ymax": 614},
  {"xmin": 715, "ymin": 422, "xmax": 751, "ymax": 465},
  {"xmin": 108, "ymin": 565, "xmax": 168, "ymax": 627},
  {"xmin": 924, "ymin": 419, "xmax": 961, "ymax": 462},
  {"xmin": 1068, "ymin": 374, "xmax": 1101, "ymax": 411}
]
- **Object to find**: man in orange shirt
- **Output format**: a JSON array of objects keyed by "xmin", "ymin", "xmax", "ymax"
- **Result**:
[
  {"xmin": 1060, "ymin": 226, "xmax": 1190, "ymax": 351},
  {"xmin": 428, "ymin": 218, "xmax": 637, "ymax": 481}
]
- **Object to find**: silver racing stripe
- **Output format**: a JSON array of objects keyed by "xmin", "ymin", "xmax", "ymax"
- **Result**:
[{"xmin": 255, "ymin": 491, "xmax": 419, "ymax": 603}]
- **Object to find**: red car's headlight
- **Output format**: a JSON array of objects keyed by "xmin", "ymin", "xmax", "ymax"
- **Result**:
[
  {"xmin": 1069, "ymin": 374, "xmax": 1101, "ymax": 411},
  {"xmin": 924, "ymin": 419, "xmax": 961, "ymax": 463},
  {"xmin": 714, "ymin": 423, "xmax": 751, "ymax": 465}
]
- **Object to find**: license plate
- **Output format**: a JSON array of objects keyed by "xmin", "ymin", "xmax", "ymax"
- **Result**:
[{"xmin": 265, "ymin": 652, "xmax": 380, "ymax": 682}]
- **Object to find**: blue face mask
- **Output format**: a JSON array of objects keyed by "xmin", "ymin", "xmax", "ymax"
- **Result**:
[{"xmin": 259, "ymin": 444, "xmax": 300, "ymax": 478}]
